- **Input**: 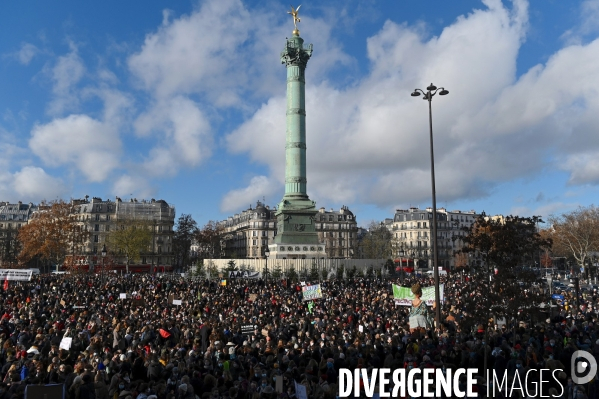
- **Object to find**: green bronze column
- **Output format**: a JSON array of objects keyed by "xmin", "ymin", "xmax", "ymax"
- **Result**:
[
  {"xmin": 281, "ymin": 33, "xmax": 312, "ymax": 199},
  {"xmin": 272, "ymin": 7, "xmax": 321, "ymax": 253}
]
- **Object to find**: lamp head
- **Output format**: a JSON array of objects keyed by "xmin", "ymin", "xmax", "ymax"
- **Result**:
[
  {"xmin": 426, "ymin": 83, "xmax": 437, "ymax": 91},
  {"xmin": 439, "ymin": 88, "xmax": 449, "ymax": 95},
  {"xmin": 101, "ymin": 244, "xmax": 107, "ymax": 257},
  {"xmin": 411, "ymin": 91, "xmax": 421, "ymax": 97}
]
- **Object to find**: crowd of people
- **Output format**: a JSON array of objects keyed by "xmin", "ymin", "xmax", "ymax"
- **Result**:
[{"xmin": 0, "ymin": 269, "xmax": 597, "ymax": 399}]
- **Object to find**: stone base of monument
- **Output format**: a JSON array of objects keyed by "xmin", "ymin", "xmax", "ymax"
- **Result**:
[{"xmin": 267, "ymin": 243, "xmax": 326, "ymax": 259}]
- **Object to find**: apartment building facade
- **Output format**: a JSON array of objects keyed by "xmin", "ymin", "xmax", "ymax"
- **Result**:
[
  {"xmin": 218, "ymin": 202, "xmax": 358, "ymax": 259},
  {"xmin": 387, "ymin": 207, "xmax": 478, "ymax": 270}
]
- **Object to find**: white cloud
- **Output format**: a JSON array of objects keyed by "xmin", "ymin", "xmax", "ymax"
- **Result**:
[
  {"xmin": 13, "ymin": 167, "xmax": 67, "ymax": 200},
  {"xmin": 225, "ymin": 0, "xmax": 599, "ymax": 211},
  {"xmin": 128, "ymin": 0, "xmax": 353, "ymax": 105},
  {"xmin": 135, "ymin": 96, "xmax": 212, "ymax": 177},
  {"xmin": 112, "ymin": 174, "xmax": 155, "ymax": 199},
  {"xmin": 128, "ymin": 0, "xmax": 253, "ymax": 103},
  {"xmin": 220, "ymin": 175, "xmax": 278, "ymax": 213},
  {"xmin": 29, "ymin": 114, "xmax": 121, "ymax": 182},
  {"xmin": 47, "ymin": 43, "xmax": 85, "ymax": 115},
  {"xmin": 17, "ymin": 43, "xmax": 39, "ymax": 65}
]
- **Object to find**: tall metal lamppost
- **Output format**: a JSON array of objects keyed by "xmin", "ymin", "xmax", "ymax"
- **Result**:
[
  {"xmin": 264, "ymin": 244, "xmax": 270, "ymax": 283},
  {"xmin": 411, "ymin": 83, "xmax": 449, "ymax": 328},
  {"xmin": 101, "ymin": 244, "xmax": 107, "ymax": 285}
]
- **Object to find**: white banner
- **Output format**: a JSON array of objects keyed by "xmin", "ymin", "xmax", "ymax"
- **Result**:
[
  {"xmin": 0, "ymin": 269, "xmax": 32, "ymax": 281},
  {"xmin": 228, "ymin": 270, "xmax": 261, "ymax": 279}
]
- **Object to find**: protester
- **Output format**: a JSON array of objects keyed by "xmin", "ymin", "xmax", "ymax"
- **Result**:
[{"xmin": 0, "ymin": 270, "xmax": 596, "ymax": 398}]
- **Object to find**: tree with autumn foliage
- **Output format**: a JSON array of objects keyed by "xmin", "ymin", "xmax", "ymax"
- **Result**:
[
  {"xmin": 17, "ymin": 200, "xmax": 88, "ymax": 270},
  {"xmin": 455, "ymin": 215, "xmax": 552, "ymax": 330},
  {"xmin": 548, "ymin": 205, "xmax": 599, "ymax": 276},
  {"xmin": 195, "ymin": 220, "xmax": 224, "ymax": 259}
]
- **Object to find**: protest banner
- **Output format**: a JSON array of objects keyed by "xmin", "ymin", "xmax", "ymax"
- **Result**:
[
  {"xmin": 392, "ymin": 284, "xmax": 444, "ymax": 306},
  {"xmin": 301, "ymin": 284, "xmax": 323, "ymax": 301},
  {"xmin": 0, "ymin": 269, "xmax": 32, "ymax": 281},
  {"xmin": 25, "ymin": 384, "xmax": 64, "ymax": 399},
  {"xmin": 228, "ymin": 270, "xmax": 261, "ymax": 279},
  {"xmin": 59, "ymin": 337, "xmax": 72, "ymax": 351},
  {"xmin": 172, "ymin": 299, "xmax": 182, "ymax": 306}
]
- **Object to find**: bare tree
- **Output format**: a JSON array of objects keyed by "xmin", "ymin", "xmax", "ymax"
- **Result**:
[
  {"xmin": 549, "ymin": 205, "xmax": 599, "ymax": 273},
  {"xmin": 360, "ymin": 222, "xmax": 393, "ymax": 259}
]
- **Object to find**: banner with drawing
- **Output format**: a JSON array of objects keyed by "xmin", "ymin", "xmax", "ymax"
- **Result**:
[
  {"xmin": 392, "ymin": 284, "xmax": 444, "ymax": 306},
  {"xmin": 302, "ymin": 284, "xmax": 323, "ymax": 301}
]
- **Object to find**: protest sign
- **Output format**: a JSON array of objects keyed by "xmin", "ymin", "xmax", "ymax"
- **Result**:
[
  {"xmin": 25, "ymin": 384, "xmax": 64, "ymax": 399},
  {"xmin": 276, "ymin": 376, "xmax": 283, "ymax": 393},
  {"xmin": 119, "ymin": 293, "xmax": 127, "ymax": 299},
  {"xmin": 60, "ymin": 300, "xmax": 66, "ymax": 307},
  {"xmin": 392, "ymin": 284, "xmax": 444, "ymax": 306},
  {"xmin": 241, "ymin": 324, "xmax": 257, "ymax": 336},
  {"xmin": 359, "ymin": 325, "xmax": 363, "ymax": 333},
  {"xmin": 59, "ymin": 337, "xmax": 72, "ymax": 351},
  {"xmin": 295, "ymin": 382, "xmax": 308, "ymax": 399},
  {"xmin": 302, "ymin": 284, "xmax": 323, "ymax": 301},
  {"xmin": 249, "ymin": 294, "xmax": 258, "ymax": 302},
  {"xmin": 172, "ymin": 299, "xmax": 182, "ymax": 306}
]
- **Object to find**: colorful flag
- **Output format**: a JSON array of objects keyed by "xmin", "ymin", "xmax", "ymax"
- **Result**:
[
  {"xmin": 307, "ymin": 301, "xmax": 314, "ymax": 314},
  {"xmin": 3, "ymin": 275, "xmax": 8, "ymax": 291},
  {"xmin": 220, "ymin": 280, "xmax": 227, "ymax": 286}
]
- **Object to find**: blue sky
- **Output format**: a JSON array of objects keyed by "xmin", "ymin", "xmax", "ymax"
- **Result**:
[{"xmin": 2, "ymin": 0, "xmax": 599, "ymax": 228}]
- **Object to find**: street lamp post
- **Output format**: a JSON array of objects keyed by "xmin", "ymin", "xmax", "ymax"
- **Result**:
[
  {"xmin": 264, "ymin": 245, "xmax": 270, "ymax": 283},
  {"xmin": 101, "ymin": 244, "xmax": 107, "ymax": 285},
  {"xmin": 411, "ymin": 83, "xmax": 448, "ymax": 328}
]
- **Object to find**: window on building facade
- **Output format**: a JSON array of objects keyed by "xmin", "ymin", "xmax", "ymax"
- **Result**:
[
  {"xmin": 106, "ymin": 215, "xmax": 111, "ymax": 221},
  {"xmin": 94, "ymin": 224, "xmax": 99, "ymax": 231},
  {"xmin": 158, "ymin": 246, "xmax": 162, "ymax": 254},
  {"xmin": 253, "ymin": 239, "xmax": 257, "ymax": 246},
  {"xmin": 95, "ymin": 214, "xmax": 100, "ymax": 221},
  {"xmin": 329, "ymin": 216, "xmax": 333, "ymax": 221},
  {"xmin": 252, "ymin": 231, "xmax": 257, "ymax": 237},
  {"xmin": 262, "ymin": 231, "xmax": 266, "ymax": 237},
  {"xmin": 94, "ymin": 235, "xmax": 98, "ymax": 243}
]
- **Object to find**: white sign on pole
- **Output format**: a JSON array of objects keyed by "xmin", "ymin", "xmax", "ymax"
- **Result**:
[
  {"xmin": 59, "ymin": 337, "xmax": 72, "ymax": 351},
  {"xmin": 359, "ymin": 325, "xmax": 364, "ymax": 333},
  {"xmin": 119, "ymin": 293, "xmax": 127, "ymax": 299},
  {"xmin": 172, "ymin": 299, "xmax": 182, "ymax": 306}
]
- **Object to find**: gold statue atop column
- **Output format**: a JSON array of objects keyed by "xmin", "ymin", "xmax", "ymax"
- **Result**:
[{"xmin": 288, "ymin": 4, "xmax": 301, "ymax": 35}]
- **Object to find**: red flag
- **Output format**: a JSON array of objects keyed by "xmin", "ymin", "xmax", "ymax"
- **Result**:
[
  {"xmin": 159, "ymin": 328, "xmax": 171, "ymax": 339},
  {"xmin": 3, "ymin": 275, "xmax": 8, "ymax": 291}
]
